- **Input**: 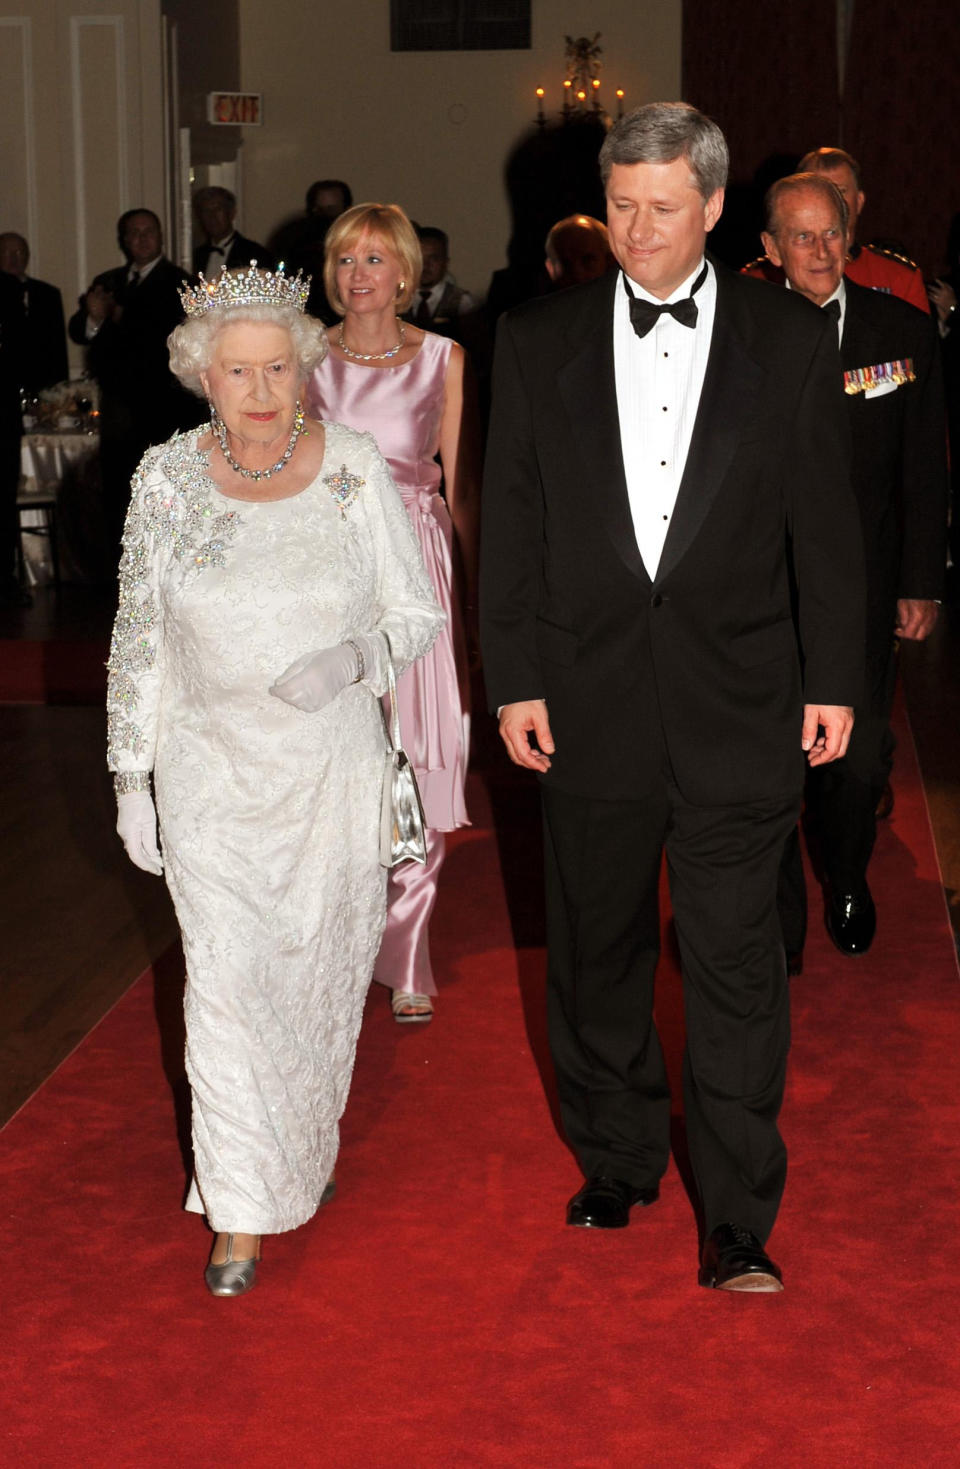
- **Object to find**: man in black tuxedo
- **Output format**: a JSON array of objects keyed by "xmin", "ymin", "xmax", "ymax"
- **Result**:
[
  {"xmin": 69, "ymin": 208, "xmax": 201, "ymax": 549},
  {"xmin": 0, "ymin": 232, "xmax": 68, "ymax": 392},
  {"xmin": 192, "ymin": 187, "xmax": 273, "ymax": 277},
  {"xmin": 761, "ymin": 174, "xmax": 947, "ymax": 958},
  {"xmin": 480, "ymin": 104, "xmax": 865, "ymax": 1291}
]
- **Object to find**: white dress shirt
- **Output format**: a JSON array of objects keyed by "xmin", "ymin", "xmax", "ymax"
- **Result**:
[
  {"xmin": 613, "ymin": 257, "xmax": 716, "ymax": 579},
  {"xmin": 417, "ymin": 273, "xmax": 477, "ymax": 318},
  {"xmin": 205, "ymin": 234, "xmax": 236, "ymax": 273}
]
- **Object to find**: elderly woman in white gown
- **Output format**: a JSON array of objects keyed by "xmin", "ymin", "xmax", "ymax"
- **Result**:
[{"xmin": 107, "ymin": 265, "xmax": 443, "ymax": 1296}]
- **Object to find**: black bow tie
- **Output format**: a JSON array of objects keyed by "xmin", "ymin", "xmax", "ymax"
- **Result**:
[
  {"xmin": 823, "ymin": 298, "xmax": 841, "ymax": 323},
  {"xmin": 624, "ymin": 262, "xmax": 709, "ymax": 338}
]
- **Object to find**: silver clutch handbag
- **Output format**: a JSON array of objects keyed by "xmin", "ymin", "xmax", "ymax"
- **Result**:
[{"xmin": 379, "ymin": 637, "xmax": 427, "ymax": 868}]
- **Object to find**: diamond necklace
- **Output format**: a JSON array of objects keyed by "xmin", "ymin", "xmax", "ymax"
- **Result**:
[
  {"xmin": 338, "ymin": 318, "xmax": 406, "ymax": 361},
  {"xmin": 214, "ymin": 401, "xmax": 305, "ymax": 480}
]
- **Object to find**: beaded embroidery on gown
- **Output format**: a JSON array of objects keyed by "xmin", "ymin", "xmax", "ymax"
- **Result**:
[
  {"xmin": 106, "ymin": 424, "xmax": 443, "ymax": 1233},
  {"xmin": 307, "ymin": 333, "xmax": 469, "ymax": 831}
]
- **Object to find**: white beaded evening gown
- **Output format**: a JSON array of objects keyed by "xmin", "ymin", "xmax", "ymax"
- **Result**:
[{"xmin": 107, "ymin": 423, "xmax": 443, "ymax": 1233}]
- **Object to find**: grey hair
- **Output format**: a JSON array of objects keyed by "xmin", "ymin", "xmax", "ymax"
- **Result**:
[
  {"xmin": 764, "ymin": 173, "xmax": 849, "ymax": 238},
  {"xmin": 598, "ymin": 102, "xmax": 729, "ymax": 200},
  {"xmin": 167, "ymin": 303, "xmax": 328, "ymax": 397}
]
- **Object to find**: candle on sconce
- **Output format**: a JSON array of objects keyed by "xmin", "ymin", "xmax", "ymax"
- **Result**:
[
  {"xmin": 535, "ymin": 86, "xmax": 545, "ymax": 126},
  {"xmin": 616, "ymin": 88, "xmax": 625, "ymax": 119}
]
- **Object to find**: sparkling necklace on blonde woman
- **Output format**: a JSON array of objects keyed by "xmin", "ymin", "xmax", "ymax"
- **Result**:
[
  {"xmin": 337, "ymin": 318, "xmax": 406, "ymax": 361},
  {"xmin": 213, "ymin": 402, "xmax": 306, "ymax": 481}
]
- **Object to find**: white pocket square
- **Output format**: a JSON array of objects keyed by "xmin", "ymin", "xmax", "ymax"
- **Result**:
[{"xmin": 864, "ymin": 380, "xmax": 899, "ymax": 399}]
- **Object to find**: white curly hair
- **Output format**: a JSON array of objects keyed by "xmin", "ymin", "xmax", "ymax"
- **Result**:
[{"xmin": 167, "ymin": 303, "xmax": 328, "ymax": 397}]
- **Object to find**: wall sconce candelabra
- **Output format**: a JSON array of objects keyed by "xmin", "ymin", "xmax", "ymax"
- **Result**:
[{"xmin": 535, "ymin": 34, "xmax": 624, "ymax": 128}]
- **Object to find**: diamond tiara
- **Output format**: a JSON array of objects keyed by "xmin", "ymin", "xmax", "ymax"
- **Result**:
[{"xmin": 179, "ymin": 262, "xmax": 311, "ymax": 318}]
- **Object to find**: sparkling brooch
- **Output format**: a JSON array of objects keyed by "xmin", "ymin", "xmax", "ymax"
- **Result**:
[{"xmin": 323, "ymin": 464, "xmax": 364, "ymax": 519}]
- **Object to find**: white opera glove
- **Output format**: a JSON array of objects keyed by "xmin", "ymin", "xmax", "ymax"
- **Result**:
[
  {"xmin": 116, "ymin": 790, "xmax": 164, "ymax": 876},
  {"xmin": 269, "ymin": 634, "xmax": 377, "ymax": 713}
]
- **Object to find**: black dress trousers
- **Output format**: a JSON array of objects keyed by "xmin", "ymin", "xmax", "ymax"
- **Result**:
[{"xmin": 541, "ymin": 774, "xmax": 798, "ymax": 1243}]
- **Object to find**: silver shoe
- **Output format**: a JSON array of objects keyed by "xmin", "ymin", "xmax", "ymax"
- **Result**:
[
  {"xmin": 204, "ymin": 1233, "xmax": 261, "ymax": 1297},
  {"xmin": 391, "ymin": 991, "xmax": 434, "ymax": 1024}
]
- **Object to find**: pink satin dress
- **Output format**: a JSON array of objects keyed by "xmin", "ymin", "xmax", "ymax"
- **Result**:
[{"xmin": 307, "ymin": 333, "xmax": 470, "ymax": 997}]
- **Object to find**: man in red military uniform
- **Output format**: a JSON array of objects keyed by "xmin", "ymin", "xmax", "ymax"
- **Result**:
[{"xmin": 743, "ymin": 147, "xmax": 929, "ymax": 314}]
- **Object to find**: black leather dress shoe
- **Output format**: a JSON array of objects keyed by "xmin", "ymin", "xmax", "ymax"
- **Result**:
[
  {"xmin": 699, "ymin": 1223, "xmax": 783, "ymax": 1292},
  {"xmin": 826, "ymin": 887, "xmax": 876, "ymax": 955},
  {"xmin": 566, "ymin": 1175, "xmax": 659, "ymax": 1229}
]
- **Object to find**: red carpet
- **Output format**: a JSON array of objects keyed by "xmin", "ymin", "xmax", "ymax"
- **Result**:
[{"xmin": 3, "ymin": 698, "xmax": 959, "ymax": 1468}]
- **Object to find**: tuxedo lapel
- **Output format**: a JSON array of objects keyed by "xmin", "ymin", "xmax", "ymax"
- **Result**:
[
  {"xmin": 656, "ymin": 267, "xmax": 764, "ymax": 582},
  {"xmin": 557, "ymin": 273, "xmax": 648, "ymax": 583},
  {"xmin": 839, "ymin": 280, "xmax": 882, "ymax": 371}
]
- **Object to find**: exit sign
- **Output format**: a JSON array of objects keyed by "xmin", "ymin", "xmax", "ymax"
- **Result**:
[{"xmin": 207, "ymin": 92, "xmax": 263, "ymax": 125}]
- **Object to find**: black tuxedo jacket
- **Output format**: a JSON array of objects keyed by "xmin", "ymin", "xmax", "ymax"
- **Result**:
[
  {"xmin": 68, "ymin": 258, "xmax": 197, "ymax": 444},
  {"xmin": 1, "ymin": 273, "xmax": 24, "ymax": 489},
  {"xmin": 18, "ymin": 276, "xmax": 68, "ymax": 391},
  {"xmin": 480, "ymin": 264, "xmax": 866, "ymax": 807},
  {"xmin": 193, "ymin": 231, "xmax": 274, "ymax": 276},
  {"xmin": 840, "ymin": 279, "xmax": 947, "ymax": 662}
]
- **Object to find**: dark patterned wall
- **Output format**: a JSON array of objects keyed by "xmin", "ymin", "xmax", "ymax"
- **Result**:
[
  {"xmin": 683, "ymin": 0, "xmax": 959, "ymax": 273},
  {"xmin": 844, "ymin": 0, "xmax": 960, "ymax": 273}
]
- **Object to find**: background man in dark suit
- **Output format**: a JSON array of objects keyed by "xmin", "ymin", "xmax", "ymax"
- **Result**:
[
  {"xmin": 407, "ymin": 227, "xmax": 477, "ymax": 331},
  {"xmin": 69, "ymin": 208, "xmax": 201, "ymax": 550},
  {"xmin": 191, "ymin": 187, "xmax": 273, "ymax": 276},
  {"xmin": 0, "ymin": 232, "xmax": 68, "ymax": 392},
  {"xmin": 273, "ymin": 179, "xmax": 353, "ymax": 324},
  {"xmin": 762, "ymin": 174, "xmax": 948, "ymax": 957},
  {"xmin": 544, "ymin": 214, "xmax": 613, "ymax": 291},
  {"xmin": 480, "ymin": 103, "xmax": 865, "ymax": 1292},
  {"xmin": 0, "ymin": 270, "xmax": 26, "ymax": 604}
]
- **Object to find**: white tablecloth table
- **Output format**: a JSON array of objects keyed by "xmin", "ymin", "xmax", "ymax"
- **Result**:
[{"xmin": 19, "ymin": 429, "xmax": 106, "ymax": 583}]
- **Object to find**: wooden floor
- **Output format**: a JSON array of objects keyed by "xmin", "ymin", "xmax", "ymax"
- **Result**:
[{"xmin": 1, "ymin": 583, "xmax": 958, "ymax": 1129}]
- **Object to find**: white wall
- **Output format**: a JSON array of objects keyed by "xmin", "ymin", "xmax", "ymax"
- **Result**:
[
  {"xmin": 1, "ymin": 0, "xmax": 167, "ymax": 368},
  {"xmin": 237, "ymin": 0, "xmax": 681, "ymax": 298},
  {"xmin": 0, "ymin": 0, "xmax": 682, "ymax": 348}
]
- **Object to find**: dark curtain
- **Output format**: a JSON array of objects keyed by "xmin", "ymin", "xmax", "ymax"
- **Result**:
[
  {"xmin": 683, "ymin": 0, "xmax": 960, "ymax": 274},
  {"xmin": 683, "ymin": 0, "xmax": 838, "ymax": 265},
  {"xmin": 843, "ymin": 0, "xmax": 960, "ymax": 273}
]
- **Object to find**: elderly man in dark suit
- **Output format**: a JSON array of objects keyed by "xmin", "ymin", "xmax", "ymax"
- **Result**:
[
  {"xmin": 69, "ymin": 208, "xmax": 201, "ymax": 548},
  {"xmin": 0, "ymin": 232, "xmax": 68, "ymax": 392},
  {"xmin": 761, "ymin": 173, "xmax": 947, "ymax": 959},
  {"xmin": 191, "ymin": 187, "xmax": 273, "ymax": 277},
  {"xmin": 480, "ymin": 103, "xmax": 865, "ymax": 1292}
]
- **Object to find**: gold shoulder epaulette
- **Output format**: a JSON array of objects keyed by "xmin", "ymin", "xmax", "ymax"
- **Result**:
[{"xmin": 864, "ymin": 242, "xmax": 921, "ymax": 272}]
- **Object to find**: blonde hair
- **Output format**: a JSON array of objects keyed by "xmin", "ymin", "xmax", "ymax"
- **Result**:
[{"xmin": 323, "ymin": 203, "xmax": 422, "ymax": 316}]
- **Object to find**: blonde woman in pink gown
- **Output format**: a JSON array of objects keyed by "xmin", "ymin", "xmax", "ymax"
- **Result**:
[{"xmin": 307, "ymin": 204, "xmax": 479, "ymax": 1023}]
